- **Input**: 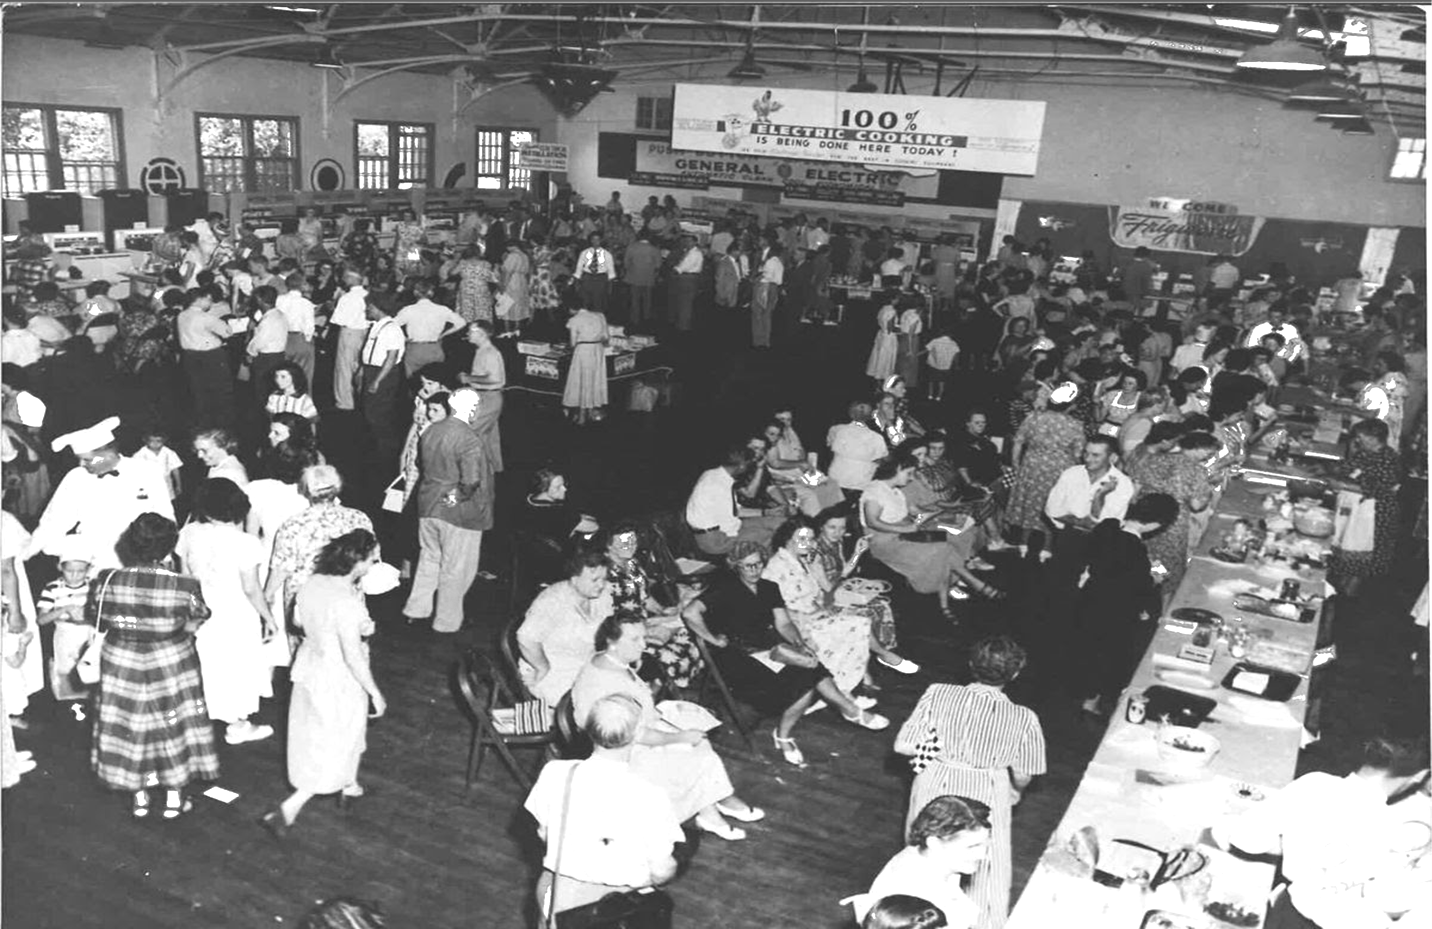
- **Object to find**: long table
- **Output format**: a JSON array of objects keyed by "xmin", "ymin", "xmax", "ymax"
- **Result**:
[{"xmin": 1007, "ymin": 423, "xmax": 1338, "ymax": 927}]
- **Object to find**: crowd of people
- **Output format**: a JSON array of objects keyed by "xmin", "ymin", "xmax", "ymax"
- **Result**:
[{"xmin": 1, "ymin": 189, "xmax": 1427, "ymax": 929}]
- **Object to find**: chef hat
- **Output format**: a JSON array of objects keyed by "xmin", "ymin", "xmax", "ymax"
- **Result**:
[
  {"xmin": 51, "ymin": 416, "xmax": 120, "ymax": 455},
  {"xmin": 54, "ymin": 537, "xmax": 94, "ymax": 567},
  {"xmin": 1049, "ymin": 382, "xmax": 1080, "ymax": 405},
  {"xmin": 448, "ymin": 387, "xmax": 481, "ymax": 423},
  {"xmin": 13, "ymin": 391, "xmax": 45, "ymax": 429}
]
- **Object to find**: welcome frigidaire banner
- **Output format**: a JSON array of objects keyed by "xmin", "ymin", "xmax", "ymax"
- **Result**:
[
  {"xmin": 670, "ymin": 83, "xmax": 1045, "ymax": 176},
  {"xmin": 1109, "ymin": 205, "xmax": 1266, "ymax": 256}
]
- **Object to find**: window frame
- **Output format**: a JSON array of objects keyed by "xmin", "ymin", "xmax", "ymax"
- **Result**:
[
  {"xmin": 353, "ymin": 120, "xmax": 436, "ymax": 190},
  {"xmin": 474, "ymin": 126, "xmax": 539, "ymax": 192},
  {"xmin": 1388, "ymin": 136, "xmax": 1426, "ymax": 183},
  {"xmin": 1, "ymin": 102, "xmax": 126, "ymax": 197},
  {"xmin": 635, "ymin": 95, "xmax": 672, "ymax": 132},
  {"xmin": 194, "ymin": 111, "xmax": 301, "ymax": 193}
]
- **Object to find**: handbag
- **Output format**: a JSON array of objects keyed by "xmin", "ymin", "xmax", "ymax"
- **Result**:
[
  {"xmin": 547, "ymin": 765, "xmax": 675, "ymax": 929},
  {"xmin": 380, "ymin": 475, "xmax": 406, "ymax": 514},
  {"xmin": 75, "ymin": 570, "xmax": 114, "ymax": 686},
  {"xmin": 1333, "ymin": 490, "xmax": 1376, "ymax": 553},
  {"xmin": 495, "ymin": 291, "xmax": 516, "ymax": 319},
  {"xmin": 768, "ymin": 642, "xmax": 820, "ymax": 669}
]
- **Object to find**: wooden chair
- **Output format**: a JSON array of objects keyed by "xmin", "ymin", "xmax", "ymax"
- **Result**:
[
  {"xmin": 552, "ymin": 690, "xmax": 592, "ymax": 760},
  {"xmin": 497, "ymin": 612, "xmax": 531, "ymax": 699},
  {"xmin": 690, "ymin": 634, "xmax": 757, "ymax": 755},
  {"xmin": 452, "ymin": 649, "xmax": 556, "ymax": 793}
]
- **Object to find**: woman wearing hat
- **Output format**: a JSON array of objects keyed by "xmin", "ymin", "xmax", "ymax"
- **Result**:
[{"xmin": 1005, "ymin": 384, "xmax": 1086, "ymax": 561}]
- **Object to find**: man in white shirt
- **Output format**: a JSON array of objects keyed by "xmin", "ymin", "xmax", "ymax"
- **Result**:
[
  {"xmin": 1245, "ymin": 307, "xmax": 1304, "ymax": 362},
  {"xmin": 708, "ymin": 223, "xmax": 734, "ymax": 262},
  {"xmin": 1207, "ymin": 254, "xmax": 1241, "ymax": 309},
  {"xmin": 1213, "ymin": 736, "xmax": 1429, "ymax": 929},
  {"xmin": 752, "ymin": 243, "xmax": 785, "ymax": 349},
  {"xmin": 1171, "ymin": 322, "xmax": 1218, "ymax": 375},
  {"xmin": 246, "ymin": 285, "xmax": 290, "ymax": 406},
  {"xmin": 330, "ymin": 269, "xmax": 370, "ymax": 412},
  {"xmin": 1044, "ymin": 435, "xmax": 1134, "ymax": 572},
  {"xmin": 827, "ymin": 401, "xmax": 890, "ymax": 492},
  {"xmin": 669, "ymin": 235, "xmax": 703, "ymax": 332},
  {"xmin": 573, "ymin": 231, "xmax": 616, "ymax": 317},
  {"xmin": 805, "ymin": 217, "xmax": 830, "ymax": 253},
  {"xmin": 525, "ymin": 694, "xmax": 683, "ymax": 919},
  {"xmin": 27, "ymin": 416, "xmax": 173, "ymax": 569},
  {"xmin": 394, "ymin": 279, "xmax": 466, "ymax": 377},
  {"xmin": 359, "ymin": 294, "xmax": 406, "ymax": 466},
  {"xmin": 685, "ymin": 445, "xmax": 784, "ymax": 555},
  {"xmin": 277, "ymin": 271, "xmax": 317, "ymax": 387}
]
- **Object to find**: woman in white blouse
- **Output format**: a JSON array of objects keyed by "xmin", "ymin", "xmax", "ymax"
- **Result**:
[
  {"xmin": 850, "ymin": 795, "xmax": 993, "ymax": 929},
  {"xmin": 861, "ymin": 456, "xmax": 1000, "ymax": 621}
]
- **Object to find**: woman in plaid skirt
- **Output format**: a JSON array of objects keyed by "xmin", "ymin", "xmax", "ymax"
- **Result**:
[{"xmin": 90, "ymin": 514, "xmax": 219, "ymax": 820}]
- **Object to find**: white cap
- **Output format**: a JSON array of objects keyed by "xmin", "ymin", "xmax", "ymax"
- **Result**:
[
  {"xmin": 1049, "ymin": 382, "xmax": 1080, "ymax": 405},
  {"xmin": 54, "ymin": 537, "xmax": 94, "ymax": 566},
  {"xmin": 51, "ymin": 416, "xmax": 120, "ymax": 455}
]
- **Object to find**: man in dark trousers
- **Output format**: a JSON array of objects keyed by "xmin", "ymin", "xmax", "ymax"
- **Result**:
[
  {"xmin": 573, "ymin": 230, "xmax": 616, "ymax": 317},
  {"xmin": 357, "ymin": 292, "xmax": 406, "ymax": 469}
]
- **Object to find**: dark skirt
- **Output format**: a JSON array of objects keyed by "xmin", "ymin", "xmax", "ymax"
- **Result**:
[{"xmin": 710, "ymin": 646, "xmax": 825, "ymax": 715}]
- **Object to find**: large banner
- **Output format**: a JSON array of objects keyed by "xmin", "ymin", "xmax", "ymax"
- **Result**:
[
  {"xmin": 630, "ymin": 140, "xmax": 940, "ymax": 206},
  {"xmin": 1109, "ymin": 205, "xmax": 1266, "ymax": 256},
  {"xmin": 670, "ymin": 83, "xmax": 1045, "ymax": 175}
]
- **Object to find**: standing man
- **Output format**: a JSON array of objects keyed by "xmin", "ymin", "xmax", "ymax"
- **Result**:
[
  {"xmin": 573, "ymin": 230, "xmax": 617, "ymax": 317},
  {"xmin": 752, "ymin": 243, "xmax": 784, "ymax": 349},
  {"xmin": 1207, "ymin": 254, "xmax": 1242, "ymax": 310},
  {"xmin": 176, "ymin": 286, "xmax": 236, "ymax": 430},
  {"xmin": 669, "ymin": 234, "xmax": 703, "ymax": 332},
  {"xmin": 358, "ymin": 293, "xmax": 406, "ymax": 468},
  {"xmin": 246, "ymin": 285, "xmax": 289, "ymax": 406},
  {"xmin": 1121, "ymin": 246, "xmax": 1159, "ymax": 317},
  {"xmin": 277, "ymin": 271, "xmax": 316, "ymax": 387},
  {"xmin": 394, "ymin": 279, "xmax": 465, "ymax": 377},
  {"xmin": 622, "ymin": 232, "xmax": 662, "ymax": 330},
  {"xmin": 27, "ymin": 416, "xmax": 174, "ymax": 569},
  {"xmin": 330, "ymin": 268, "xmax": 370, "ymax": 412},
  {"xmin": 402, "ymin": 388, "xmax": 494, "ymax": 634},
  {"xmin": 1044, "ymin": 435, "xmax": 1134, "ymax": 576}
]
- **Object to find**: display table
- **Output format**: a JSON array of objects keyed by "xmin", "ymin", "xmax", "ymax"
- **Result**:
[
  {"xmin": 826, "ymin": 282, "xmax": 934, "ymax": 328},
  {"xmin": 505, "ymin": 340, "xmax": 672, "ymax": 408},
  {"xmin": 1008, "ymin": 407, "xmax": 1339, "ymax": 928}
]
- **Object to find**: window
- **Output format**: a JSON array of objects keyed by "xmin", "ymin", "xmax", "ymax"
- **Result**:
[
  {"xmin": 635, "ymin": 96, "xmax": 672, "ymax": 132},
  {"xmin": 196, "ymin": 113, "xmax": 298, "ymax": 193},
  {"xmin": 355, "ymin": 121, "xmax": 434, "ymax": 189},
  {"xmin": 474, "ymin": 127, "xmax": 537, "ymax": 191},
  {"xmin": 1, "ymin": 104, "xmax": 123, "ymax": 196},
  {"xmin": 1390, "ymin": 137, "xmax": 1425, "ymax": 181}
]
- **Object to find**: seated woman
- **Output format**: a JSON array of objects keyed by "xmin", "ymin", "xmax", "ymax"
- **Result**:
[
  {"xmin": 762, "ymin": 518, "xmax": 909, "ymax": 719},
  {"xmin": 571, "ymin": 612, "xmax": 764, "ymax": 841},
  {"xmin": 871, "ymin": 392, "xmax": 919, "ymax": 449},
  {"xmin": 522, "ymin": 468, "xmax": 599, "ymax": 584},
  {"xmin": 849, "ymin": 795, "xmax": 993, "ymax": 929},
  {"xmin": 811, "ymin": 505, "xmax": 914, "ymax": 675},
  {"xmin": 881, "ymin": 376, "xmax": 927, "ymax": 438},
  {"xmin": 683, "ymin": 541, "xmax": 871, "ymax": 767},
  {"xmin": 601, "ymin": 522, "xmax": 703, "ymax": 690},
  {"xmin": 516, "ymin": 549, "xmax": 613, "ymax": 703},
  {"xmin": 761, "ymin": 420, "xmax": 843, "ymax": 517},
  {"xmin": 862, "ymin": 455, "xmax": 1000, "ymax": 620}
]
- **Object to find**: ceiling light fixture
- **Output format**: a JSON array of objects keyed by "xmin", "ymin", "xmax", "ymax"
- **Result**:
[
  {"xmin": 311, "ymin": 45, "xmax": 345, "ymax": 70},
  {"xmin": 1286, "ymin": 76, "xmax": 1351, "ymax": 103},
  {"xmin": 1315, "ymin": 99, "xmax": 1365, "ymax": 121},
  {"xmin": 728, "ymin": 48, "xmax": 766, "ymax": 80},
  {"xmin": 1236, "ymin": 7, "xmax": 1328, "ymax": 72},
  {"xmin": 1341, "ymin": 119, "xmax": 1375, "ymax": 136},
  {"xmin": 847, "ymin": 68, "xmax": 878, "ymax": 93}
]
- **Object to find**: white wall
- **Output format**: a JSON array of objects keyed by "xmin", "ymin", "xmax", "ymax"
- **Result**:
[
  {"xmin": 555, "ymin": 66, "xmax": 1425, "ymax": 229},
  {"xmin": 2, "ymin": 35, "xmax": 559, "ymax": 201}
]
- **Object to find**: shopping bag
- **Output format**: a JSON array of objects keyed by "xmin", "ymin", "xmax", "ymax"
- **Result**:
[{"xmin": 1333, "ymin": 490, "xmax": 1375, "ymax": 553}]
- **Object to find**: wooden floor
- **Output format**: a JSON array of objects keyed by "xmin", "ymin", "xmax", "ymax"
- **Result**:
[{"xmin": 4, "ymin": 316, "xmax": 1427, "ymax": 928}]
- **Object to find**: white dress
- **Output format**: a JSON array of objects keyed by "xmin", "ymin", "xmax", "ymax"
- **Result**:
[
  {"xmin": 176, "ymin": 522, "xmax": 270, "ymax": 721},
  {"xmin": 866, "ymin": 304, "xmax": 898, "ymax": 380},
  {"xmin": 0, "ymin": 513, "xmax": 44, "ymax": 715}
]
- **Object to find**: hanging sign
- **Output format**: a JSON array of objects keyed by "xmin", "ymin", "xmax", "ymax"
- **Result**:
[
  {"xmin": 1110, "ymin": 205, "xmax": 1265, "ymax": 256},
  {"xmin": 670, "ymin": 83, "xmax": 1046, "ymax": 175},
  {"xmin": 518, "ymin": 142, "xmax": 569, "ymax": 171}
]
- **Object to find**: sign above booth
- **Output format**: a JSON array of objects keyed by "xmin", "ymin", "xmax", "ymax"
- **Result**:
[
  {"xmin": 518, "ymin": 142, "xmax": 569, "ymax": 171},
  {"xmin": 670, "ymin": 83, "xmax": 1046, "ymax": 175},
  {"xmin": 1111, "ymin": 203, "xmax": 1265, "ymax": 256}
]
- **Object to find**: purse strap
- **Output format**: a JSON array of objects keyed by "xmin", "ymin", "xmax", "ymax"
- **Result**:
[
  {"xmin": 90, "ymin": 568, "xmax": 115, "ymax": 636},
  {"xmin": 546, "ymin": 762, "xmax": 581, "ymax": 929}
]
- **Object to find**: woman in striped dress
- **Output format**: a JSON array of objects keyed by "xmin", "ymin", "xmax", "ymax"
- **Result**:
[
  {"xmin": 895, "ymin": 636, "xmax": 1046, "ymax": 929},
  {"xmin": 91, "ymin": 514, "xmax": 219, "ymax": 820}
]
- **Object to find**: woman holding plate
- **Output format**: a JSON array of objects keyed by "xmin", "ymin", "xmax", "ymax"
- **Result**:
[{"xmin": 812, "ymin": 505, "xmax": 915, "ymax": 676}]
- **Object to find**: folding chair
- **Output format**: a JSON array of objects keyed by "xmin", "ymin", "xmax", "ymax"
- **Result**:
[
  {"xmin": 690, "ymin": 634, "xmax": 757, "ymax": 755},
  {"xmin": 553, "ymin": 690, "xmax": 592, "ymax": 760},
  {"xmin": 497, "ymin": 612, "xmax": 533, "ymax": 700},
  {"xmin": 452, "ymin": 649, "xmax": 556, "ymax": 793}
]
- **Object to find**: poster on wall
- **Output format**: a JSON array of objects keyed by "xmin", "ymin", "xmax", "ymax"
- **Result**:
[
  {"xmin": 629, "ymin": 140, "xmax": 940, "ymax": 206},
  {"xmin": 518, "ymin": 142, "xmax": 569, "ymax": 171},
  {"xmin": 670, "ymin": 83, "xmax": 1045, "ymax": 175},
  {"xmin": 1109, "ymin": 204, "xmax": 1265, "ymax": 256}
]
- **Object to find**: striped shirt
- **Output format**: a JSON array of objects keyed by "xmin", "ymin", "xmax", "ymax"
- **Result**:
[
  {"xmin": 266, "ymin": 392, "xmax": 319, "ymax": 421},
  {"xmin": 896, "ymin": 682, "xmax": 1046, "ymax": 774}
]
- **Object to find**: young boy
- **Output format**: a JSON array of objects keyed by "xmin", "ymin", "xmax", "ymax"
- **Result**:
[
  {"xmin": 36, "ymin": 541, "xmax": 96, "ymax": 716},
  {"xmin": 924, "ymin": 326, "xmax": 961, "ymax": 402},
  {"xmin": 133, "ymin": 429, "xmax": 184, "ymax": 502}
]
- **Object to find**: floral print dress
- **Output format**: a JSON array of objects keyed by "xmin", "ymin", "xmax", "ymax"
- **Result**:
[
  {"xmin": 529, "ymin": 245, "xmax": 561, "ymax": 316},
  {"xmin": 1006, "ymin": 411, "xmax": 1085, "ymax": 533},
  {"xmin": 454, "ymin": 258, "xmax": 498, "ymax": 323},
  {"xmin": 1130, "ymin": 450, "xmax": 1210, "ymax": 593},
  {"xmin": 761, "ymin": 547, "xmax": 872, "ymax": 694},
  {"xmin": 607, "ymin": 556, "xmax": 702, "ymax": 689},
  {"xmin": 1329, "ymin": 444, "xmax": 1401, "ymax": 580}
]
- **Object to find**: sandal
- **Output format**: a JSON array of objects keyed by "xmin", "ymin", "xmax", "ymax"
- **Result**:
[
  {"xmin": 160, "ymin": 790, "xmax": 193, "ymax": 820},
  {"xmin": 131, "ymin": 790, "xmax": 151, "ymax": 819},
  {"xmin": 771, "ymin": 729, "xmax": 806, "ymax": 767},
  {"xmin": 715, "ymin": 801, "xmax": 767, "ymax": 823},
  {"xmin": 841, "ymin": 709, "xmax": 891, "ymax": 731},
  {"xmin": 693, "ymin": 813, "xmax": 747, "ymax": 841}
]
